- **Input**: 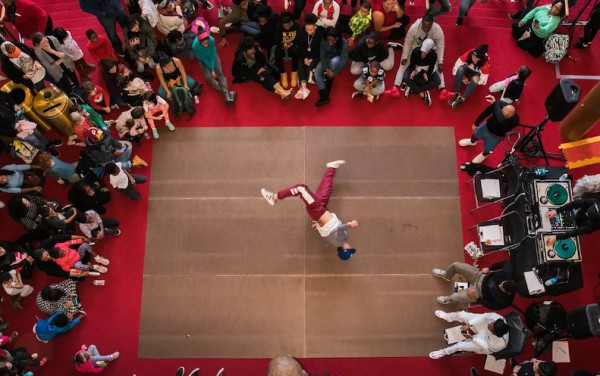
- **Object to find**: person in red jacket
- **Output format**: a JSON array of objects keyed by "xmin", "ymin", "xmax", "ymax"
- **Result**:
[
  {"xmin": 0, "ymin": 0, "xmax": 53, "ymax": 39},
  {"xmin": 85, "ymin": 29, "xmax": 118, "ymax": 63}
]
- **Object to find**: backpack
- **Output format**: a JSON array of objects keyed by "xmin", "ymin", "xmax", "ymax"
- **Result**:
[
  {"xmin": 544, "ymin": 34, "xmax": 569, "ymax": 64},
  {"xmin": 10, "ymin": 140, "xmax": 39, "ymax": 164},
  {"xmin": 525, "ymin": 301, "xmax": 567, "ymax": 333},
  {"xmin": 170, "ymin": 85, "xmax": 196, "ymax": 116}
]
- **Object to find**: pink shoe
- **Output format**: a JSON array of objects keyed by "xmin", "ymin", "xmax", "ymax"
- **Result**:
[{"xmin": 385, "ymin": 86, "xmax": 400, "ymax": 97}]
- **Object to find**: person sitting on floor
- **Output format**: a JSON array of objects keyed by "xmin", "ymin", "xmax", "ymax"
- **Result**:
[
  {"xmin": 294, "ymin": 13, "xmax": 324, "ymax": 100},
  {"xmin": 34, "ymin": 312, "xmax": 82, "ymax": 343},
  {"xmin": 545, "ymin": 198, "xmax": 600, "ymax": 246},
  {"xmin": 73, "ymin": 344, "xmax": 119, "ymax": 374},
  {"xmin": 402, "ymin": 38, "xmax": 440, "ymax": 107},
  {"xmin": 156, "ymin": 0, "xmax": 186, "ymax": 37},
  {"xmin": 314, "ymin": 29, "xmax": 349, "ymax": 106},
  {"xmin": 36, "ymin": 279, "xmax": 83, "ymax": 319},
  {"xmin": 312, "ymin": 0, "xmax": 340, "ymax": 29},
  {"xmin": 85, "ymin": 127, "xmax": 147, "ymax": 167},
  {"xmin": 457, "ymin": 94, "xmax": 518, "ymax": 164},
  {"xmin": 81, "ymin": 81, "xmax": 116, "ymax": 115},
  {"xmin": 1, "ymin": 270, "xmax": 34, "ymax": 310},
  {"xmin": 352, "ymin": 60, "xmax": 385, "ymax": 102},
  {"xmin": 512, "ymin": 0, "xmax": 565, "ymax": 57},
  {"xmin": 432, "ymin": 260, "xmax": 517, "ymax": 310},
  {"xmin": 488, "ymin": 65, "xmax": 531, "ymax": 104},
  {"xmin": 274, "ymin": 12, "xmax": 301, "ymax": 89},
  {"xmin": 429, "ymin": 310, "xmax": 509, "ymax": 359},
  {"xmin": 348, "ymin": 32, "xmax": 394, "ymax": 76},
  {"xmin": 232, "ymin": 37, "xmax": 293, "ymax": 99},
  {"xmin": 346, "ymin": 2, "xmax": 373, "ymax": 48},
  {"xmin": 32, "ymin": 234, "xmax": 92, "ymax": 280},
  {"xmin": 389, "ymin": 14, "xmax": 446, "ymax": 99},
  {"xmin": 0, "ymin": 164, "xmax": 44, "ymax": 194},
  {"xmin": 142, "ymin": 91, "xmax": 175, "ymax": 139},
  {"xmin": 448, "ymin": 43, "xmax": 490, "ymax": 109},
  {"xmin": 167, "ymin": 30, "xmax": 196, "ymax": 60},
  {"xmin": 104, "ymin": 162, "xmax": 148, "ymax": 202},
  {"xmin": 115, "ymin": 107, "xmax": 150, "ymax": 144},
  {"xmin": 78, "ymin": 209, "xmax": 121, "ymax": 242},
  {"xmin": 47, "ymin": 238, "xmax": 108, "ymax": 276}
]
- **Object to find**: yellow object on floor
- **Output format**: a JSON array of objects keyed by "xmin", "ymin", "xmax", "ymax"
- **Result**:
[{"xmin": 560, "ymin": 135, "xmax": 600, "ymax": 169}]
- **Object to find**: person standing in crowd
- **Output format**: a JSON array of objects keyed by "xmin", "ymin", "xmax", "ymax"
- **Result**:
[
  {"xmin": 192, "ymin": 30, "xmax": 236, "ymax": 104},
  {"xmin": 0, "ymin": 0, "xmax": 53, "ymax": 38},
  {"xmin": 86, "ymin": 29, "xmax": 118, "ymax": 63},
  {"xmin": 53, "ymin": 27, "xmax": 96, "ymax": 82},
  {"xmin": 371, "ymin": 0, "xmax": 410, "ymax": 40},
  {"xmin": 295, "ymin": 13, "xmax": 324, "ymax": 100},
  {"xmin": 448, "ymin": 43, "xmax": 490, "ymax": 109},
  {"xmin": 232, "ymin": 37, "xmax": 293, "ymax": 99},
  {"xmin": 260, "ymin": 160, "xmax": 359, "ymax": 260},
  {"xmin": 31, "ymin": 32, "xmax": 80, "ymax": 94},
  {"xmin": 389, "ymin": 14, "xmax": 446, "ymax": 99},
  {"xmin": 430, "ymin": 310, "xmax": 509, "ymax": 359},
  {"xmin": 458, "ymin": 94, "xmax": 518, "ymax": 163},
  {"xmin": 488, "ymin": 65, "xmax": 531, "ymax": 104},
  {"xmin": 79, "ymin": 0, "xmax": 128, "ymax": 56},
  {"xmin": 433, "ymin": 260, "xmax": 517, "ymax": 309},
  {"xmin": 574, "ymin": 2, "xmax": 600, "ymax": 48},
  {"xmin": 314, "ymin": 29, "xmax": 348, "ymax": 106},
  {"xmin": 545, "ymin": 198, "xmax": 600, "ymax": 246},
  {"xmin": 402, "ymin": 38, "xmax": 440, "ymax": 107},
  {"xmin": 0, "ymin": 41, "xmax": 48, "ymax": 93}
]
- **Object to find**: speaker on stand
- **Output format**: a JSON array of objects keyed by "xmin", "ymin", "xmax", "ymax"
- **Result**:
[{"xmin": 545, "ymin": 79, "xmax": 581, "ymax": 122}]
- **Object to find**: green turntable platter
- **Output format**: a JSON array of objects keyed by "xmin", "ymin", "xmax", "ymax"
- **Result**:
[
  {"xmin": 554, "ymin": 238, "xmax": 576, "ymax": 259},
  {"xmin": 546, "ymin": 184, "xmax": 569, "ymax": 205}
]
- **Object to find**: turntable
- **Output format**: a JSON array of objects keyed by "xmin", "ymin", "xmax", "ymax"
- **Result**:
[
  {"xmin": 537, "ymin": 233, "xmax": 581, "ymax": 263},
  {"xmin": 534, "ymin": 180, "xmax": 572, "ymax": 207}
]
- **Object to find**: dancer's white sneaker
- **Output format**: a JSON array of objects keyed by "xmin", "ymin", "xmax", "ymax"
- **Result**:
[
  {"xmin": 326, "ymin": 160, "xmax": 345, "ymax": 169},
  {"xmin": 261, "ymin": 189, "xmax": 276, "ymax": 206}
]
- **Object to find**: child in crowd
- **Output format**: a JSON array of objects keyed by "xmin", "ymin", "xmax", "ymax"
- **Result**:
[
  {"xmin": 81, "ymin": 81, "xmax": 117, "ymax": 115},
  {"xmin": 117, "ymin": 64, "xmax": 150, "ymax": 106},
  {"xmin": 142, "ymin": 91, "xmax": 175, "ymax": 139},
  {"xmin": 488, "ymin": 65, "xmax": 531, "ymax": 104},
  {"xmin": 125, "ymin": 27, "xmax": 157, "ymax": 73},
  {"xmin": 70, "ymin": 112, "xmax": 95, "ymax": 145},
  {"xmin": 73, "ymin": 345, "xmax": 119, "ymax": 374},
  {"xmin": 39, "ymin": 205, "xmax": 79, "ymax": 234},
  {"xmin": 104, "ymin": 162, "xmax": 147, "ymax": 202},
  {"xmin": 86, "ymin": 29, "xmax": 118, "ymax": 62},
  {"xmin": 352, "ymin": 61, "xmax": 385, "ymax": 102},
  {"xmin": 347, "ymin": 2, "xmax": 373, "ymax": 47},
  {"xmin": 1, "ymin": 270, "xmax": 33, "ymax": 309},
  {"xmin": 47, "ymin": 238, "xmax": 109, "ymax": 276},
  {"xmin": 78, "ymin": 210, "xmax": 121, "ymax": 241},
  {"xmin": 53, "ymin": 27, "xmax": 96, "ymax": 82},
  {"xmin": 36, "ymin": 151, "xmax": 80, "ymax": 185},
  {"xmin": 116, "ymin": 107, "xmax": 150, "ymax": 143},
  {"xmin": 34, "ymin": 312, "xmax": 82, "ymax": 343}
]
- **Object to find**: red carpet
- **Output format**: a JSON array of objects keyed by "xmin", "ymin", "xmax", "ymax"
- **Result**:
[{"xmin": 0, "ymin": 0, "xmax": 598, "ymax": 375}]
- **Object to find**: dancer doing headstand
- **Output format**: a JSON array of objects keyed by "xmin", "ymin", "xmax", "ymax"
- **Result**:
[{"xmin": 261, "ymin": 160, "xmax": 359, "ymax": 260}]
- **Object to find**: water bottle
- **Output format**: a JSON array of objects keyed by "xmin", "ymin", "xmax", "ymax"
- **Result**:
[
  {"xmin": 93, "ymin": 280, "xmax": 105, "ymax": 286},
  {"xmin": 544, "ymin": 277, "xmax": 557, "ymax": 286}
]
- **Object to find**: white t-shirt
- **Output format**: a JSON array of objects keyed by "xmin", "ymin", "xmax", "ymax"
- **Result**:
[
  {"xmin": 316, "ymin": 213, "xmax": 342, "ymax": 237},
  {"xmin": 108, "ymin": 162, "xmax": 129, "ymax": 189}
]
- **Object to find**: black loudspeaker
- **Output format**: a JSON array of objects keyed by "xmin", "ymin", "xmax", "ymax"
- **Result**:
[
  {"xmin": 544, "ymin": 79, "xmax": 580, "ymax": 121},
  {"xmin": 566, "ymin": 303, "xmax": 600, "ymax": 339}
]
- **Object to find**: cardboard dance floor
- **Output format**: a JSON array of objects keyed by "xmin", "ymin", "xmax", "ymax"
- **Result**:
[{"xmin": 139, "ymin": 127, "xmax": 463, "ymax": 358}]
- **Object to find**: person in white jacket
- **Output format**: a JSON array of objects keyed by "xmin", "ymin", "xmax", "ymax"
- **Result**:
[
  {"xmin": 429, "ymin": 310, "xmax": 509, "ymax": 359},
  {"xmin": 156, "ymin": 0, "xmax": 185, "ymax": 36},
  {"xmin": 388, "ymin": 14, "xmax": 446, "ymax": 98},
  {"xmin": 313, "ymin": 0, "xmax": 340, "ymax": 29},
  {"xmin": 139, "ymin": 0, "xmax": 159, "ymax": 28}
]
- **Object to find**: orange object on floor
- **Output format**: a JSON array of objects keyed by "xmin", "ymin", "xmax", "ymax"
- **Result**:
[{"xmin": 560, "ymin": 135, "xmax": 600, "ymax": 169}]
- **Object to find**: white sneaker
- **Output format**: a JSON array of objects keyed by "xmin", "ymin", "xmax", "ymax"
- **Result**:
[
  {"xmin": 0, "ymin": 201, "xmax": 4, "ymax": 209},
  {"xmin": 432, "ymin": 268, "xmax": 449, "ymax": 281},
  {"xmin": 326, "ymin": 160, "xmax": 345, "ymax": 169},
  {"xmin": 436, "ymin": 296, "xmax": 451, "ymax": 305},
  {"xmin": 458, "ymin": 138, "xmax": 477, "ymax": 147},
  {"xmin": 88, "ymin": 271, "xmax": 101, "ymax": 277},
  {"xmin": 94, "ymin": 255, "xmax": 110, "ymax": 266},
  {"xmin": 429, "ymin": 349, "xmax": 446, "ymax": 359},
  {"xmin": 92, "ymin": 264, "xmax": 108, "ymax": 273},
  {"xmin": 472, "ymin": 152, "xmax": 488, "ymax": 164},
  {"xmin": 261, "ymin": 188, "xmax": 276, "ymax": 206},
  {"xmin": 215, "ymin": 368, "xmax": 224, "ymax": 376},
  {"xmin": 209, "ymin": 26, "xmax": 220, "ymax": 34},
  {"xmin": 109, "ymin": 351, "xmax": 119, "ymax": 360},
  {"xmin": 434, "ymin": 309, "xmax": 450, "ymax": 320}
]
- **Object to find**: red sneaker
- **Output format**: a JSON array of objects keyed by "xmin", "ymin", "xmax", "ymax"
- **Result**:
[{"xmin": 385, "ymin": 86, "xmax": 401, "ymax": 97}]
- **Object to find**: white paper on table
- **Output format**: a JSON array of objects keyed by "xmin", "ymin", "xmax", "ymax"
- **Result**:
[
  {"xmin": 444, "ymin": 325, "xmax": 466, "ymax": 344},
  {"xmin": 484, "ymin": 355, "xmax": 506, "ymax": 374},
  {"xmin": 479, "ymin": 224, "xmax": 505, "ymax": 246},
  {"xmin": 480, "ymin": 178, "xmax": 502, "ymax": 199},
  {"xmin": 524, "ymin": 270, "xmax": 545, "ymax": 295},
  {"xmin": 552, "ymin": 341, "xmax": 570, "ymax": 363}
]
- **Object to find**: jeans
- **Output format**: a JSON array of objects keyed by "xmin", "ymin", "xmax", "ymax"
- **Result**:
[
  {"xmin": 90, "ymin": 218, "xmax": 119, "ymax": 237},
  {"xmin": 458, "ymin": 0, "xmax": 476, "ymax": 19},
  {"xmin": 353, "ymin": 78, "xmax": 385, "ymax": 96},
  {"xmin": 97, "ymin": 13, "xmax": 128, "ymax": 55},
  {"xmin": 298, "ymin": 58, "xmax": 318, "ymax": 84},
  {"xmin": 428, "ymin": 0, "xmax": 452, "ymax": 17},
  {"xmin": 113, "ymin": 141, "xmax": 133, "ymax": 164},
  {"xmin": 403, "ymin": 69, "xmax": 442, "ymax": 94},
  {"xmin": 136, "ymin": 57, "xmax": 157, "ymax": 73},
  {"xmin": 199, "ymin": 55, "xmax": 230, "ymax": 93},
  {"xmin": 158, "ymin": 76, "xmax": 196, "ymax": 99},
  {"xmin": 315, "ymin": 57, "xmax": 345, "ymax": 90},
  {"xmin": 117, "ymin": 174, "xmax": 147, "ymax": 201},
  {"xmin": 453, "ymin": 65, "xmax": 479, "ymax": 99},
  {"xmin": 277, "ymin": 167, "xmax": 336, "ymax": 221},
  {"xmin": 240, "ymin": 21, "xmax": 261, "ymax": 36},
  {"xmin": 88, "ymin": 345, "xmax": 113, "ymax": 367}
]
